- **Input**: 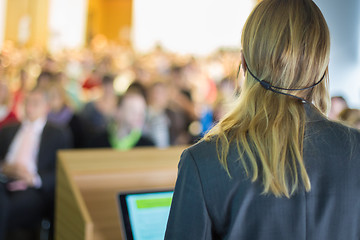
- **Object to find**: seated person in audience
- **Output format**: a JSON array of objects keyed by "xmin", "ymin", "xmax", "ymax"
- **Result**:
[
  {"xmin": 11, "ymin": 69, "xmax": 28, "ymax": 120},
  {"xmin": 338, "ymin": 108, "xmax": 360, "ymax": 129},
  {"xmin": 0, "ymin": 87, "xmax": 71, "ymax": 239},
  {"xmin": 80, "ymin": 74, "xmax": 117, "ymax": 132},
  {"xmin": 36, "ymin": 71, "xmax": 55, "ymax": 89},
  {"xmin": 144, "ymin": 81, "xmax": 170, "ymax": 148},
  {"xmin": 47, "ymin": 82, "xmax": 85, "ymax": 148},
  {"xmin": 88, "ymin": 91, "xmax": 154, "ymax": 149},
  {"xmin": 0, "ymin": 82, "xmax": 18, "ymax": 129},
  {"xmin": 126, "ymin": 81, "xmax": 148, "ymax": 101}
]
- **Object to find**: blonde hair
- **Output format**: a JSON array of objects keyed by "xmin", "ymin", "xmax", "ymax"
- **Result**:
[{"xmin": 204, "ymin": 0, "xmax": 330, "ymax": 197}]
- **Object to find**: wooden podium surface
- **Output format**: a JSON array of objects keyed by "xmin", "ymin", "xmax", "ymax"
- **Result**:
[{"xmin": 55, "ymin": 146, "xmax": 186, "ymax": 240}]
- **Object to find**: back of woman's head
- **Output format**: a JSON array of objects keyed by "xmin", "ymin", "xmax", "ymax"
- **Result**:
[
  {"xmin": 241, "ymin": 0, "xmax": 330, "ymax": 111},
  {"xmin": 205, "ymin": 0, "xmax": 330, "ymax": 197}
]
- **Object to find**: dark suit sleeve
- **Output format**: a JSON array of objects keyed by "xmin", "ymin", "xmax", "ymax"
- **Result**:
[
  {"xmin": 165, "ymin": 149, "xmax": 212, "ymax": 240},
  {"xmin": 38, "ymin": 126, "xmax": 72, "ymax": 196},
  {"xmin": 0, "ymin": 128, "xmax": 7, "ymax": 163},
  {"xmin": 0, "ymin": 125, "xmax": 18, "ymax": 164}
]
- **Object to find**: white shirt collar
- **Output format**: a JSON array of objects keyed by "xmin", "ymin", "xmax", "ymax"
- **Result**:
[{"xmin": 23, "ymin": 117, "xmax": 47, "ymax": 134}]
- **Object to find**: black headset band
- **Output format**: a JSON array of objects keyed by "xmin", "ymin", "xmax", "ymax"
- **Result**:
[
  {"xmin": 246, "ymin": 66, "xmax": 325, "ymax": 91},
  {"xmin": 237, "ymin": 62, "xmax": 325, "ymax": 102}
]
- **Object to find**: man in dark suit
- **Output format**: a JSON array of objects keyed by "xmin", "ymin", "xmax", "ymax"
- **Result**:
[{"xmin": 0, "ymin": 87, "xmax": 71, "ymax": 239}]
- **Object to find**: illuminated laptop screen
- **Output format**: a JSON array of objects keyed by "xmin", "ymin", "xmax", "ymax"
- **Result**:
[{"xmin": 119, "ymin": 191, "xmax": 173, "ymax": 240}]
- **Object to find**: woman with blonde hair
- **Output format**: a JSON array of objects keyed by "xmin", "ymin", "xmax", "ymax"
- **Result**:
[{"xmin": 165, "ymin": 0, "xmax": 360, "ymax": 239}]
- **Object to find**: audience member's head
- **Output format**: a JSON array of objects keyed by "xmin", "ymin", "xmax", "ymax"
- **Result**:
[
  {"xmin": 101, "ymin": 74, "xmax": 115, "ymax": 94},
  {"xmin": 48, "ymin": 82, "xmax": 70, "ymax": 113},
  {"xmin": 42, "ymin": 56, "xmax": 57, "ymax": 73},
  {"xmin": 24, "ymin": 88, "xmax": 50, "ymax": 122},
  {"xmin": 338, "ymin": 108, "xmax": 360, "ymax": 129},
  {"xmin": 115, "ymin": 92, "xmax": 147, "ymax": 132},
  {"xmin": 329, "ymin": 96, "xmax": 348, "ymax": 120},
  {"xmin": 19, "ymin": 69, "xmax": 29, "ymax": 89},
  {"xmin": 148, "ymin": 81, "xmax": 169, "ymax": 111},
  {"xmin": 36, "ymin": 71, "xmax": 54, "ymax": 89},
  {"xmin": 0, "ymin": 82, "xmax": 10, "ymax": 106},
  {"xmin": 170, "ymin": 65, "xmax": 186, "ymax": 88},
  {"xmin": 126, "ymin": 81, "xmax": 148, "ymax": 103},
  {"xmin": 55, "ymin": 71, "xmax": 69, "ymax": 85}
]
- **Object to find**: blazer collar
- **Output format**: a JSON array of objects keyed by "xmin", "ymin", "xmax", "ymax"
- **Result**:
[{"xmin": 304, "ymin": 102, "xmax": 328, "ymax": 123}]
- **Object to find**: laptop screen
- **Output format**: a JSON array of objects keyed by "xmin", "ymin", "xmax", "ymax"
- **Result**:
[{"xmin": 118, "ymin": 190, "xmax": 173, "ymax": 240}]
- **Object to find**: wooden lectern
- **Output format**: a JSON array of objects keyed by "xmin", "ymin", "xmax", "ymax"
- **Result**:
[{"xmin": 55, "ymin": 146, "xmax": 186, "ymax": 240}]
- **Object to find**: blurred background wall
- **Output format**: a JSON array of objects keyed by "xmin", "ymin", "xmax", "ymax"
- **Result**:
[
  {"xmin": 0, "ymin": 0, "xmax": 6, "ymax": 50},
  {"xmin": 0, "ymin": 0, "xmax": 255, "ymax": 52},
  {"xmin": 48, "ymin": 0, "xmax": 88, "ymax": 52},
  {"xmin": 0, "ymin": 0, "xmax": 359, "ymax": 106},
  {"xmin": 132, "ymin": 0, "xmax": 254, "ymax": 55},
  {"xmin": 314, "ymin": 0, "xmax": 360, "ymax": 107},
  {"xmin": 86, "ymin": 0, "xmax": 132, "ymax": 45},
  {"xmin": 4, "ymin": 0, "xmax": 49, "ymax": 48}
]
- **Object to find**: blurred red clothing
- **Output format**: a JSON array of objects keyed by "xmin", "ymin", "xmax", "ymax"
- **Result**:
[
  {"xmin": 0, "ymin": 111, "xmax": 18, "ymax": 129},
  {"xmin": 82, "ymin": 75, "xmax": 101, "ymax": 89},
  {"xmin": 11, "ymin": 89, "xmax": 25, "ymax": 115}
]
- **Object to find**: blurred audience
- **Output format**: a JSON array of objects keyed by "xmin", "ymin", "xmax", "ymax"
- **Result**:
[
  {"xmin": 167, "ymin": 65, "xmax": 198, "ymax": 145},
  {"xmin": 3, "ymin": 41, "xmax": 360, "ymax": 149},
  {"xmin": 0, "ymin": 41, "xmax": 248, "ymax": 149},
  {"xmin": 3, "ymin": 42, "xmax": 347, "ymax": 149},
  {"xmin": 0, "ymin": 87, "xmax": 71, "ymax": 240}
]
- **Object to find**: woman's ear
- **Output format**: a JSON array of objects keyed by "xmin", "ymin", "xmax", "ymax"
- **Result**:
[{"xmin": 240, "ymin": 51, "xmax": 247, "ymax": 76}]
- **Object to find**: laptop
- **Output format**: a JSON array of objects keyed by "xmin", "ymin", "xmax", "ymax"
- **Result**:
[{"xmin": 117, "ymin": 190, "xmax": 174, "ymax": 240}]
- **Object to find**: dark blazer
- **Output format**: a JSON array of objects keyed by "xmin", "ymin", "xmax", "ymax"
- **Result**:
[
  {"xmin": 0, "ymin": 122, "xmax": 71, "ymax": 199},
  {"xmin": 165, "ymin": 103, "xmax": 360, "ymax": 240}
]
